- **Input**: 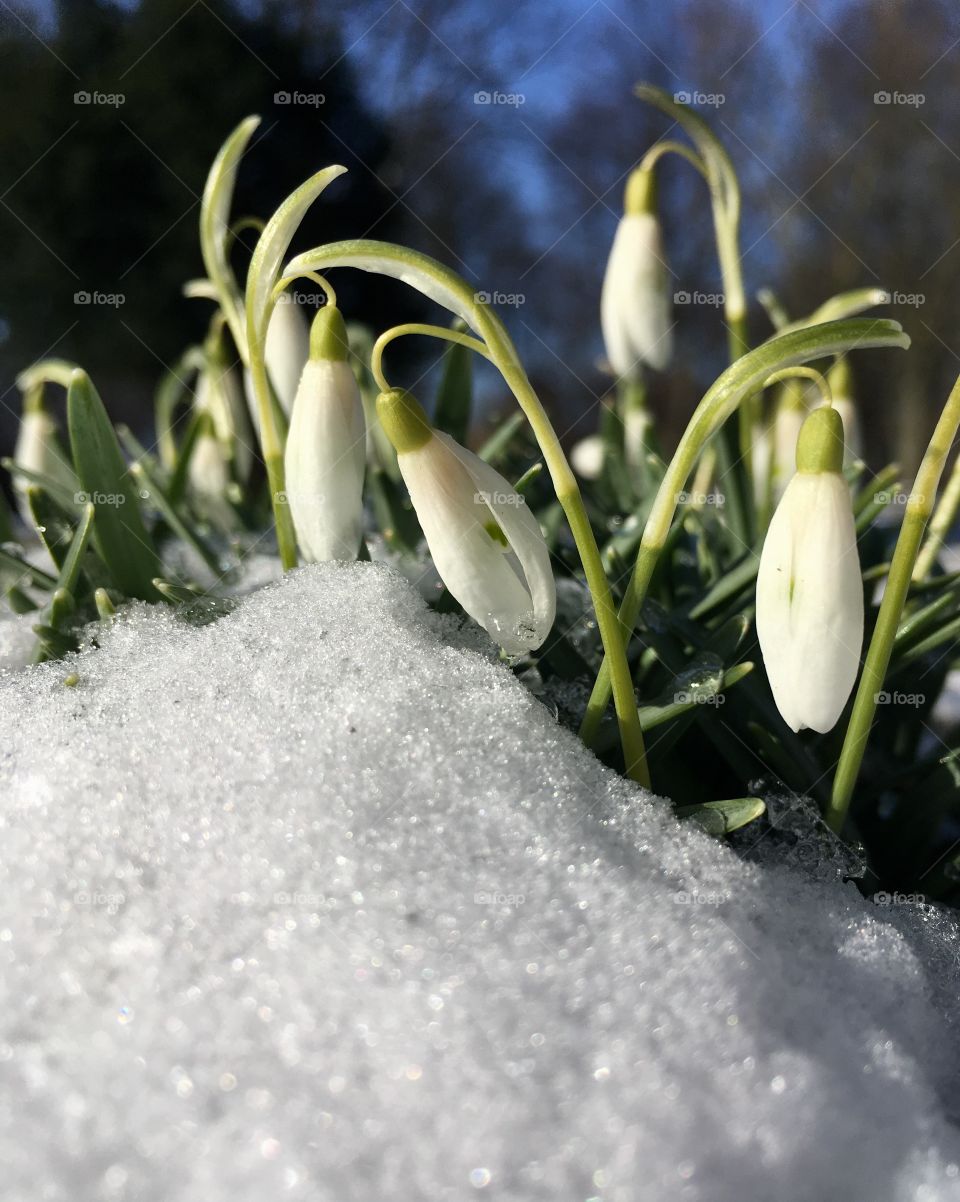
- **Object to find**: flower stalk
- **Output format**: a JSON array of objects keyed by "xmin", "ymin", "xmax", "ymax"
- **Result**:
[
  {"xmin": 285, "ymin": 239, "xmax": 651, "ymax": 785},
  {"xmin": 827, "ymin": 371, "xmax": 960, "ymax": 831}
]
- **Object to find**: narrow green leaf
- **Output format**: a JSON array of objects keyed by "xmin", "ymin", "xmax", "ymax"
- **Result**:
[
  {"xmin": 67, "ymin": 370, "xmax": 160, "ymax": 601},
  {"xmin": 200, "ymin": 115, "xmax": 261, "ymax": 355},
  {"xmin": 477, "ymin": 410, "xmax": 526, "ymax": 464}
]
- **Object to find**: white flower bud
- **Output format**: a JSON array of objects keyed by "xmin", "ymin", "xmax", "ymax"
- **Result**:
[
  {"xmin": 284, "ymin": 307, "xmax": 366, "ymax": 562},
  {"xmin": 601, "ymin": 169, "xmax": 672, "ymax": 377},
  {"xmin": 377, "ymin": 389, "xmax": 556, "ymax": 653},
  {"xmin": 756, "ymin": 407, "xmax": 863, "ymax": 733}
]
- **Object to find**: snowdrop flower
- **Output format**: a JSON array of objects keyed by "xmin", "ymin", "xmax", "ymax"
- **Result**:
[
  {"xmin": 601, "ymin": 166, "xmax": 672, "ymax": 378},
  {"xmin": 757, "ymin": 406, "xmax": 863, "ymax": 733},
  {"xmin": 188, "ymin": 418, "xmax": 234, "ymax": 529},
  {"xmin": 284, "ymin": 305, "xmax": 366, "ymax": 561},
  {"xmin": 197, "ymin": 347, "xmax": 253, "ymax": 483},
  {"xmin": 376, "ymin": 387, "xmax": 556, "ymax": 653},
  {"xmin": 12, "ymin": 392, "xmax": 77, "ymax": 521},
  {"xmin": 245, "ymin": 295, "xmax": 310, "ymax": 424}
]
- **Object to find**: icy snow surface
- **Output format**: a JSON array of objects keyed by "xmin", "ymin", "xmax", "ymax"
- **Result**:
[{"xmin": 1, "ymin": 562, "xmax": 959, "ymax": 1201}]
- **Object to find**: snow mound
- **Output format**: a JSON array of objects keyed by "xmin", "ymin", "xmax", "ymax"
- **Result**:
[{"xmin": 1, "ymin": 562, "xmax": 959, "ymax": 1201}]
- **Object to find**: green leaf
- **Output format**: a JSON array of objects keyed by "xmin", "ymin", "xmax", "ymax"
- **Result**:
[
  {"xmin": 478, "ymin": 411, "xmax": 526, "ymax": 464},
  {"xmin": 54, "ymin": 501, "xmax": 95, "ymax": 595},
  {"xmin": 129, "ymin": 458, "xmax": 222, "ymax": 576},
  {"xmin": 676, "ymin": 797, "xmax": 766, "ymax": 837},
  {"xmin": 66, "ymin": 370, "xmax": 160, "ymax": 601},
  {"xmin": 245, "ymin": 163, "xmax": 347, "ymax": 352},
  {"xmin": 3, "ymin": 457, "xmax": 80, "ymax": 511},
  {"xmin": 200, "ymin": 116, "xmax": 261, "ymax": 356},
  {"xmin": 27, "ymin": 486, "xmax": 75, "ymax": 571},
  {"xmin": 0, "ymin": 546, "xmax": 56, "ymax": 591},
  {"xmin": 433, "ymin": 319, "xmax": 473, "ymax": 444}
]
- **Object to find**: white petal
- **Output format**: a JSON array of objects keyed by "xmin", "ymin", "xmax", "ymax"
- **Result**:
[
  {"xmin": 601, "ymin": 214, "xmax": 672, "ymax": 377},
  {"xmin": 398, "ymin": 434, "xmax": 554, "ymax": 653},
  {"xmin": 756, "ymin": 472, "xmax": 864, "ymax": 733},
  {"xmin": 245, "ymin": 301, "xmax": 310, "ymax": 423},
  {"xmin": 188, "ymin": 431, "xmax": 234, "ymax": 528},
  {"xmin": 197, "ymin": 365, "xmax": 253, "ymax": 483},
  {"xmin": 441, "ymin": 433, "xmax": 557, "ymax": 648},
  {"xmin": 284, "ymin": 359, "xmax": 366, "ymax": 562}
]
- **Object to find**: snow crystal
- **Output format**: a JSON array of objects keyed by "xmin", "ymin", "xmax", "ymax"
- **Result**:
[{"xmin": 0, "ymin": 561, "xmax": 958, "ymax": 1201}]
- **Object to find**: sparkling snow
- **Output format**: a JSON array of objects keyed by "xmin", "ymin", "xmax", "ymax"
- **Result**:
[{"xmin": 0, "ymin": 562, "xmax": 958, "ymax": 1201}]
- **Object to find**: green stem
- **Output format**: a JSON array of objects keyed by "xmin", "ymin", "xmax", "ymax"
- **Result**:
[
  {"xmin": 372, "ymin": 323, "xmax": 494, "ymax": 391},
  {"xmin": 913, "ymin": 448, "xmax": 960, "ymax": 580},
  {"xmin": 249, "ymin": 349, "xmax": 297, "ymax": 570},
  {"xmin": 579, "ymin": 319, "xmax": 911, "ymax": 747},
  {"xmin": 827, "ymin": 372, "xmax": 960, "ymax": 831}
]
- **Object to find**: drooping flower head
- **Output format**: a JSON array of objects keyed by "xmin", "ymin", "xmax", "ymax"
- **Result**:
[
  {"xmin": 601, "ymin": 165, "xmax": 673, "ymax": 379},
  {"xmin": 376, "ymin": 388, "xmax": 556, "ymax": 653},
  {"xmin": 284, "ymin": 304, "xmax": 366, "ymax": 562},
  {"xmin": 756, "ymin": 405, "xmax": 864, "ymax": 733}
]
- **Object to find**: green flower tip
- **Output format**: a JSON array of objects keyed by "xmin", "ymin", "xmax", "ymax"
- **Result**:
[
  {"xmin": 796, "ymin": 405, "xmax": 844, "ymax": 475},
  {"xmin": 624, "ymin": 166, "xmax": 657, "ymax": 216},
  {"xmin": 376, "ymin": 388, "xmax": 433, "ymax": 454},
  {"xmin": 310, "ymin": 304, "xmax": 350, "ymax": 362}
]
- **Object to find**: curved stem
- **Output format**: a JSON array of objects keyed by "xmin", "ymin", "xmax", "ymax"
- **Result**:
[
  {"xmin": 372, "ymin": 323, "xmax": 493, "ymax": 392},
  {"xmin": 764, "ymin": 366, "xmax": 832, "ymax": 405},
  {"xmin": 828, "ymin": 372, "xmax": 960, "ymax": 831},
  {"xmin": 284, "ymin": 240, "xmax": 650, "ymax": 785},
  {"xmin": 640, "ymin": 140, "xmax": 709, "ymax": 181},
  {"xmin": 273, "ymin": 271, "xmax": 338, "ymax": 310}
]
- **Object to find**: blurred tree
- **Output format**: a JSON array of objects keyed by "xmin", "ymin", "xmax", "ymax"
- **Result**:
[{"xmin": 0, "ymin": 0, "xmax": 400, "ymax": 440}]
